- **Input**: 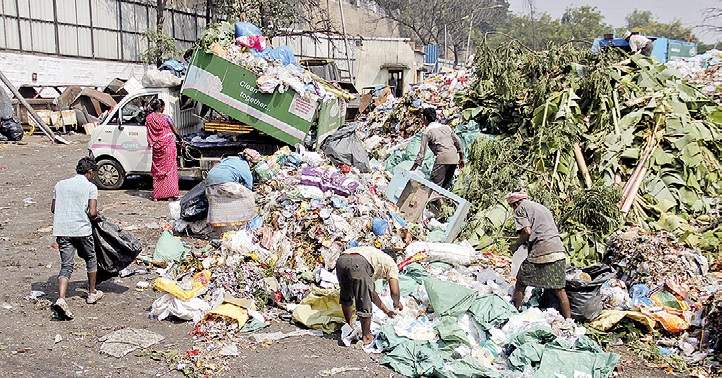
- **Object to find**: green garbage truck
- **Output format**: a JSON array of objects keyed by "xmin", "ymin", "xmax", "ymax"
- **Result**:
[
  {"xmin": 182, "ymin": 49, "xmax": 349, "ymax": 147},
  {"xmin": 88, "ymin": 49, "xmax": 349, "ymax": 189}
]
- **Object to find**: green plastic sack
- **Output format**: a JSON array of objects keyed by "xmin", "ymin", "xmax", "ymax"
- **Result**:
[
  {"xmin": 444, "ymin": 356, "xmax": 501, "ymax": 378},
  {"xmin": 153, "ymin": 231, "xmax": 187, "ymax": 262},
  {"xmin": 382, "ymin": 340, "xmax": 444, "ymax": 377},
  {"xmin": 423, "ymin": 278, "xmax": 475, "ymax": 316},
  {"xmin": 435, "ymin": 316, "xmax": 470, "ymax": 345},
  {"xmin": 468, "ymin": 294, "xmax": 518, "ymax": 330},
  {"xmin": 533, "ymin": 346, "xmax": 619, "ymax": 378}
]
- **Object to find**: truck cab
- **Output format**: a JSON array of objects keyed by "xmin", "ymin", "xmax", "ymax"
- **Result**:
[{"xmin": 88, "ymin": 87, "xmax": 203, "ymax": 189}]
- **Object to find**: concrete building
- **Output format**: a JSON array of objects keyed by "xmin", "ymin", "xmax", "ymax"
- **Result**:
[{"xmin": 0, "ymin": 0, "xmax": 421, "ymax": 96}]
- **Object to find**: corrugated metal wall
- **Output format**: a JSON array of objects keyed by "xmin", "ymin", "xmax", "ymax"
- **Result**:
[{"xmin": 0, "ymin": 0, "xmax": 206, "ymax": 62}]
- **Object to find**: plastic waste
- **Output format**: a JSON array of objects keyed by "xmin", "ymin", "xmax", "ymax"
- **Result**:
[
  {"xmin": 405, "ymin": 241, "xmax": 476, "ymax": 266},
  {"xmin": 149, "ymin": 293, "xmax": 211, "ymax": 323},
  {"xmin": 179, "ymin": 182, "xmax": 208, "ymax": 221},
  {"xmin": 234, "ymin": 21, "xmax": 262, "ymax": 38},
  {"xmin": 0, "ymin": 118, "xmax": 24, "ymax": 141},
  {"xmin": 320, "ymin": 124, "xmax": 372, "ymax": 173},
  {"xmin": 152, "ymin": 270, "xmax": 212, "ymax": 301},
  {"xmin": 142, "ymin": 67, "xmax": 183, "ymax": 88},
  {"xmin": 153, "ymin": 230, "xmax": 187, "ymax": 262},
  {"xmin": 372, "ymin": 217, "xmax": 389, "ymax": 236},
  {"xmin": 511, "ymin": 246, "xmax": 528, "ymax": 278},
  {"xmin": 91, "ymin": 217, "xmax": 143, "ymax": 282}
]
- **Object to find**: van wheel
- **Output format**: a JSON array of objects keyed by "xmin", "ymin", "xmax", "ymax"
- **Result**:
[{"xmin": 95, "ymin": 159, "xmax": 125, "ymax": 190}]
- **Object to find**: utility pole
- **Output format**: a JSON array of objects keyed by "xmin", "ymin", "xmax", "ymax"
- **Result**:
[{"xmin": 466, "ymin": 12, "xmax": 474, "ymax": 63}]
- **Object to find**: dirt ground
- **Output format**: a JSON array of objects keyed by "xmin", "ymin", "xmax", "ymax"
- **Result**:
[{"xmin": 0, "ymin": 135, "xmax": 682, "ymax": 377}]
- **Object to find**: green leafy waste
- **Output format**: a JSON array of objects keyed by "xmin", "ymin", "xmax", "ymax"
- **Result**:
[{"xmin": 454, "ymin": 41, "xmax": 722, "ymax": 264}]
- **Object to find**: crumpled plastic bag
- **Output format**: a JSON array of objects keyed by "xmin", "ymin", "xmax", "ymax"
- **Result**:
[
  {"xmin": 341, "ymin": 322, "xmax": 361, "ymax": 347},
  {"xmin": 142, "ymin": 67, "xmax": 183, "ymax": 88},
  {"xmin": 150, "ymin": 294, "xmax": 211, "ymax": 323},
  {"xmin": 153, "ymin": 231, "xmax": 187, "ymax": 262},
  {"xmin": 292, "ymin": 288, "xmax": 345, "ymax": 333},
  {"xmin": 405, "ymin": 241, "xmax": 476, "ymax": 266},
  {"xmin": 153, "ymin": 270, "xmax": 212, "ymax": 301}
]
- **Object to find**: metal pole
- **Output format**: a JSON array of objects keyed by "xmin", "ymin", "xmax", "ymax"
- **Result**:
[
  {"xmin": 0, "ymin": 70, "xmax": 65, "ymax": 144},
  {"xmin": 466, "ymin": 12, "xmax": 473, "ymax": 62},
  {"xmin": 444, "ymin": 24, "xmax": 447, "ymax": 60},
  {"xmin": 337, "ymin": 0, "xmax": 354, "ymax": 82}
]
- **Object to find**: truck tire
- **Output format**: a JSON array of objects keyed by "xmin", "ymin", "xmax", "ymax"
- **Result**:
[{"xmin": 95, "ymin": 159, "xmax": 126, "ymax": 190}]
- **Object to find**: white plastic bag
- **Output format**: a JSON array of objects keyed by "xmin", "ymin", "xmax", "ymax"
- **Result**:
[
  {"xmin": 404, "ymin": 241, "xmax": 476, "ymax": 266},
  {"xmin": 149, "ymin": 294, "xmax": 210, "ymax": 323},
  {"xmin": 511, "ymin": 246, "xmax": 528, "ymax": 278}
]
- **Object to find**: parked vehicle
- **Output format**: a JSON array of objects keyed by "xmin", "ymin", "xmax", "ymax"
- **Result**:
[
  {"xmin": 88, "ymin": 49, "xmax": 349, "ymax": 190},
  {"xmin": 592, "ymin": 34, "xmax": 697, "ymax": 63}
]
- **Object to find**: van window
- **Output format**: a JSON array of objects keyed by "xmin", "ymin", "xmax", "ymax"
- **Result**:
[{"xmin": 109, "ymin": 94, "xmax": 158, "ymax": 126}]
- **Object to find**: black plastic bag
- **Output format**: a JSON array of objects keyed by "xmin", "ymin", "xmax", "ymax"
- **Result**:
[
  {"xmin": 320, "ymin": 124, "xmax": 371, "ymax": 173},
  {"xmin": 0, "ymin": 118, "xmax": 23, "ymax": 141},
  {"xmin": 92, "ymin": 217, "xmax": 143, "ymax": 282},
  {"xmin": 541, "ymin": 264, "xmax": 615, "ymax": 321},
  {"xmin": 180, "ymin": 182, "xmax": 208, "ymax": 221}
]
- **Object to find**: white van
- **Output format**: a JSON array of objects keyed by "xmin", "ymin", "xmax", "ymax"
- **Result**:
[{"xmin": 87, "ymin": 87, "xmax": 204, "ymax": 189}]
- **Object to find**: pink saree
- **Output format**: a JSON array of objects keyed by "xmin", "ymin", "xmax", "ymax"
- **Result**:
[{"xmin": 146, "ymin": 112, "xmax": 179, "ymax": 200}]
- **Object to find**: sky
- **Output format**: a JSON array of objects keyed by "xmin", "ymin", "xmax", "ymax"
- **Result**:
[{"xmin": 508, "ymin": 0, "xmax": 722, "ymax": 43}]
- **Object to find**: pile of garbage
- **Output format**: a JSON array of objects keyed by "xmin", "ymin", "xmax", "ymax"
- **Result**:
[
  {"xmin": 454, "ymin": 42, "xmax": 722, "ymax": 264},
  {"xmin": 580, "ymin": 227, "xmax": 721, "ymax": 366},
  {"xmin": 198, "ymin": 21, "xmax": 342, "ymax": 103},
  {"xmin": 667, "ymin": 50, "xmax": 722, "ymax": 101},
  {"xmin": 359, "ymin": 257, "xmax": 619, "ymax": 377},
  {"xmin": 359, "ymin": 70, "xmax": 478, "ymax": 178}
]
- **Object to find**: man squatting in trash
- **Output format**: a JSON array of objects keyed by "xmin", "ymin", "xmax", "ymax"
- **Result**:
[
  {"xmin": 507, "ymin": 191, "xmax": 572, "ymax": 319},
  {"xmin": 336, "ymin": 246, "xmax": 403, "ymax": 344},
  {"xmin": 51, "ymin": 157, "xmax": 103, "ymax": 320},
  {"xmin": 411, "ymin": 107, "xmax": 465, "ymax": 190}
]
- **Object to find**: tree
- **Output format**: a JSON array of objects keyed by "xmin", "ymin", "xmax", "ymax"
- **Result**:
[
  {"xmin": 490, "ymin": 6, "xmax": 608, "ymax": 50},
  {"xmin": 373, "ymin": 0, "xmax": 510, "ymax": 64},
  {"xmin": 200, "ymin": 0, "xmax": 337, "ymax": 38},
  {"xmin": 623, "ymin": 9, "xmax": 697, "ymax": 41},
  {"xmin": 560, "ymin": 6, "xmax": 611, "ymax": 42}
]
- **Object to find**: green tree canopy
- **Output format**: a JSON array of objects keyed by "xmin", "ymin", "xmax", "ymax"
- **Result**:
[{"xmin": 623, "ymin": 9, "xmax": 697, "ymax": 41}]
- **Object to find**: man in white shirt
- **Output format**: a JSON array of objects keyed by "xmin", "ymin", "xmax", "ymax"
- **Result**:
[
  {"xmin": 624, "ymin": 31, "xmax": 653, "ymax": 57},
  {"xmin": 51, "ymin": 157, "xmax": 103, "ymax": 320}
]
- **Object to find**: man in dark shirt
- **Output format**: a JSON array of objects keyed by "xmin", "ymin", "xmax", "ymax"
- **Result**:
[
  {"xmin": 507, "ymin": 191, "xmax": 571, "ymax": 319},
  {"xmin": 410, "ymin": 107, "xmax": 465, "ymax": 190}
]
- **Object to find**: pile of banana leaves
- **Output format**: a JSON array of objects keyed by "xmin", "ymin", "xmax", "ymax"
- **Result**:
[{"xmin": 455, "ymin": 42, "xmax": 722, "ymax": 266}]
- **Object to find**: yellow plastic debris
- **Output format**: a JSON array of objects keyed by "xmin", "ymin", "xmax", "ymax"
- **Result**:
[
  {"xmin": 292, "ymin": 288, "xmax": 346, "ymax": 333},
  {"xmin": 588, "ymin": 309, "xmax": 656, "ymax": 332},
  {"xmin": 205, "ymin": 303, "xmax": 249, "ymax": 327},
  {"xmin": 152, "ymin": 270, "xmax": 212, "ymax": 301}
]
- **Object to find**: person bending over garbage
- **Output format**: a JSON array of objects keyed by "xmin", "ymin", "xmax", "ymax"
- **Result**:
[
  {"xmin": 410, "ymin": 107, "xmax": 465, "ymax": 190},
  {"xmin": 507, "ymin": 191, "xmax": 572, "ymax": 319},
  {"xmin": 206, "ymin": 148, "xmax": 261, "ymax": 189},
  {"xmin": 336, "ymin": 246, "xmax": 403, "ymax": 345},
  {"xmin": 51, "ymin": 157, "xmax": 103, "ymax": 320},
  {"xmin": 204, "ymin": 148, "xmax": 261, "ymax": 228}
]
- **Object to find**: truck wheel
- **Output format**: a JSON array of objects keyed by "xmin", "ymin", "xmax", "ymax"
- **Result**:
[{"xmin": 95, "ymin": 159, "xmax": 125, "ymax": 190}]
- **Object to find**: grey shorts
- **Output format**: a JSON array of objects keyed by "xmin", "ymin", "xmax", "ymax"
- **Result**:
[
  {"xmin": 336, "ymin": 254, "xmax": 374, "ymax": 318},
  {"xmin": 57, "ymin": 236, "xmax": 97, "ymax": 279}
]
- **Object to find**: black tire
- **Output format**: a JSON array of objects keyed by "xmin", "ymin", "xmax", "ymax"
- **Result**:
[{"xmin": 95, "ymin": 159, "xmax": 125, "ymax": 190}]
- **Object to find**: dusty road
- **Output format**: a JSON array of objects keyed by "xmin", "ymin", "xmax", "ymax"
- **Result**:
[
  {"xmin": 0, "ymin": 135, "xmax": 678, "ymax": 377},
  {"xmin": 0, "ymin": 135, "xmax": 391, "ymax": 377}
]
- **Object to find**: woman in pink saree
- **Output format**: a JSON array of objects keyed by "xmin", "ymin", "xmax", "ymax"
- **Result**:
[{"xmin": 145, "ymin": 99, "xmax": 180, "ymax": 200}]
